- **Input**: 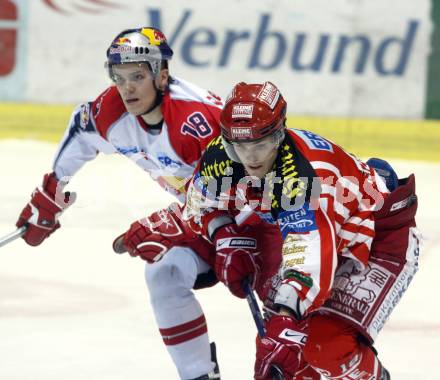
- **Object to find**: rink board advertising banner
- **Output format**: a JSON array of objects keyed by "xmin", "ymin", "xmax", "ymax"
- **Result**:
[{"xmin": 0, "ymin": 0, "xmax": 436, "ymax": 119}]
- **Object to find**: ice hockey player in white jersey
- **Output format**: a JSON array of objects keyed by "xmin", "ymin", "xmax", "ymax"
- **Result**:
[{"xmin": 15, "ymin": 27, "xmax": 223, "ymax": 379}]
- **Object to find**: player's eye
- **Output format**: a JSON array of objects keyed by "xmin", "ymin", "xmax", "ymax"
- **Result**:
[
  {"xmin": 131, "ymin": 73, "xmax": 146, "ymax": 82},
  {"xmin": 255, "ymin": 142, "xmax": 270, "ymax": 149},
  {"xmin": 112, "ymin": 75, "xmax": 125, "ymax": 85}
]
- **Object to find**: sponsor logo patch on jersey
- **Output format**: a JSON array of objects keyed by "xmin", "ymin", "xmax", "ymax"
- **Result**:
[
  {"xmin": 158, "ymin": 154, "xmax": 183, "ymax": 169},
  {"xmin": 278, "ymin": 202, "xmax": 317, "ymax": 238},
  {"xmin": 255, "ymin": 211, "xmax": 276, "ymax": 225},
  {"xmin": 284, "ymin": 256, "xmax": 306, "ymax": 267},
  {"xmin": 294, "ymin": 129, "xmax": 334, "ymax": 152},
  {"xmin": 283, "ymin": 243, "xmax": 306, "ymax": 256},
  {"xmin": 232, "ymin": 103, "xmax": 254, "ymax": 119},
  {"xmin": 115, "ymin": 146, "xmax": 140, "ymax": 155},
  {"xmin": 284, "ymin": 270, "xmax": 314, "ymax": 288},
  {"xmin": 79, "ymin": 103, "xmax": 90, "ymax": 129}
]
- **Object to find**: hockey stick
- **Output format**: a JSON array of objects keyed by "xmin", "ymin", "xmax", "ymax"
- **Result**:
[
  {"xmin": 112, "ymin": 234, "xmax": 127, "ymax": 254},
  {"xmin": 242, "ymin": 280, "xmax": 285, "ymax": 380},
  {"xmin": 0, "ymin": 226, "xmax": 27, "ymax": 248}
]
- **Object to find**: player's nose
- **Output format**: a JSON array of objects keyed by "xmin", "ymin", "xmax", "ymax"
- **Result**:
[
  {"xmin": 244, "ymin": 153, "xmax": 258, "ymax": 164},
  {"xmin": 123, "ymin": 80, "xmax": 136, "ymax": 94}
]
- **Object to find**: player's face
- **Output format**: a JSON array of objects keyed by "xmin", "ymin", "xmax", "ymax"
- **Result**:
[
  {"xmin": 232, "ymin": 135, "xmax": 279, "ymax": 178},
  {"xmin": 111, "ymin": 63, "xmax": 166, "ymax": 115}
]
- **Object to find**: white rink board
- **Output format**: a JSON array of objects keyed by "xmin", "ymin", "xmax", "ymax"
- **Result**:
[
  {"xmin": 1, "ymin": 0, "xmax": 431, "ymax": 119},
  {"xmin": 0, "ymin": 140, "xmax": 439, "ymax": 379}
]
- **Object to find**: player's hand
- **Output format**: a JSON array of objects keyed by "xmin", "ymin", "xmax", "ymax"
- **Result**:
[
  {"xmin": 16, "ymin": 173, "xmax": 75, "ymax": 246},
  {"xmin": 254, "ymin": 315, "xmax": 303, "ymax": 380},
  {"xmin": 116, "ymin": 203, "xmax": 190, "ymax": 263},
  {"xmin": 213, "ymin": 224, "xmax": 260, "ymax": 298}
]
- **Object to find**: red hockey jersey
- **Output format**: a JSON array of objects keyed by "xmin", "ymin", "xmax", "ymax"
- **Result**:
[{"xmin": 185, "ymin": 129, "xmax": 389, "ymax": 315}]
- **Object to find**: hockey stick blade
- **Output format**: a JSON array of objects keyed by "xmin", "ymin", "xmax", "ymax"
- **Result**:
[
  {"xmin": 242, "ymin": 280, "xmax": 285, "ymax": 380},
  {"xmin": 112, "ymin": 234, "xmax": 127, "ymax": 254},
  {"xmin": 268, "ymin": 365, "xmax": 285, "ymax": 380},
  {"xmin": 0, "ymin": 226, "xmax": 27, "ymax": 248}
]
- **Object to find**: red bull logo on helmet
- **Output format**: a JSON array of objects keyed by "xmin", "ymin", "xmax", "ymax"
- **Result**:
[
  {"xmin": 153, "ymin": 29, "xmax": 166, "ymax": 42},
  {"xmin": 109, "ymin": 45, "xmax": 133, "ymax": 54},
  {"xmin": 141, "ymin": 28, "xmax": 166, "ymax": 46},
  {"xmin": 115, "ymin": 37, "xmax": 131, "ymax": 45}
]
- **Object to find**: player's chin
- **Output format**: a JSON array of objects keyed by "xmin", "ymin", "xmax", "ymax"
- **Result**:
[
  {"xmin": 124, "ymin": 103, "xmax": 144, "ymax": 116},
  {"xmin": 245, "ymin": 165, "xmax": 266, "ymax": 178}
]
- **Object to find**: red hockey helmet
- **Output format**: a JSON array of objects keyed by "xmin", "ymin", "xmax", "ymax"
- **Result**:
[{"xmin": 220, "ymin": 81, "xmax": 287, "ymax": 161}]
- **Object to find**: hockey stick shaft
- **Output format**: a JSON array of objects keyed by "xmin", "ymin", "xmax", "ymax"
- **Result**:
[
  {"xmin": 243, "ymin": 280, "xmax": 267, "ymax": 337},
  {"xmin": 242, "ymin": 281, "xmax": 285, "ymax": 380},
  {"xmin": 0, "ymin": 226, "xmax": 27, "ymax": 248}
]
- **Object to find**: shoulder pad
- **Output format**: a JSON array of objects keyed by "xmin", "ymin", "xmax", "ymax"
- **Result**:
[
  {"xmin": 92, "ymin": 86, "xmax": 127, "ymax": 138},
  {"xmin": 290, "ymin": 129, "xmax": 334, "ymax": 153},
  {"xmin": 199, "ymin": 137, "xmax": 233, "ymax": 181}
]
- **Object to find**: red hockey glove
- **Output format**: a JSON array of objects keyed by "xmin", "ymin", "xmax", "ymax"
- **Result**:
[
  {"xmin": 213, "ymin": 224, "xmax": 260, "ymax": 298},
  {"xmin": 254, "ymin": 315, "xmax": 304, "ymax": 380},
  {"xmin": 16, "ymin": 173, "xmax": 75, "ymax": 246},
  {"xmin": 115, "ymin": 203, "xmax": 193, "ymax": 263}
]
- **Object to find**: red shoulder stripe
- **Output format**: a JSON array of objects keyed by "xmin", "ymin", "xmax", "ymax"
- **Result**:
[{"xmin": 91, "ymin": 86, "xmax": 127, "ymax": 139}]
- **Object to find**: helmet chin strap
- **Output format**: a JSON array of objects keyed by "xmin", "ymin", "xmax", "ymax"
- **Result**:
[{"xmin": 141, "ymin": 79, "xmax": 164, "ymax": 116}]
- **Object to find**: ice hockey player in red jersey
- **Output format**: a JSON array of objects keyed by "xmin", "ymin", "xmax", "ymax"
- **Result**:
[
  {"xmin": 15, "ymin": 27, "xmax": 224, "ymax": 379},
  {"xmin": 183, "ymin": 81, "xmax": 420, "ymax": 379}
]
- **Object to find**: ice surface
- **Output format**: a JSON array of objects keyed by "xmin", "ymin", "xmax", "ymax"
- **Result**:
[{"xmin": 0, "ymin": 140, "xmax": 438, "ymax": 379}]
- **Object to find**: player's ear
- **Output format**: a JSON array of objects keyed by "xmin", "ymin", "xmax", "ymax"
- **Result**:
[{"xmin": 158, "ymin": 69, "xmax": 169, "ymax": 91}]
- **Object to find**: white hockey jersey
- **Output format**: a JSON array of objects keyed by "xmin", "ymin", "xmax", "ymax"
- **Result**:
[{"xmin": 52, "ymin": 77, "xmax": 223, "ymax": 202}]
